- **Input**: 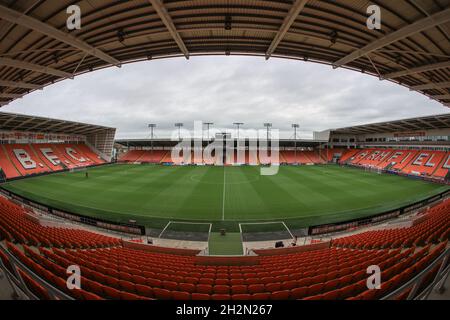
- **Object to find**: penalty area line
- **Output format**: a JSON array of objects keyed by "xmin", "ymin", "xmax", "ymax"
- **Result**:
[{"xmin": 158, "ymin": 221, "xmax": 172, "ymax": 238}]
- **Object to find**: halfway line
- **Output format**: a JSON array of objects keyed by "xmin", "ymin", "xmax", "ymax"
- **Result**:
[{"xmin": 222, "ymin": 166, "xmax": 226, "ymax": 221}]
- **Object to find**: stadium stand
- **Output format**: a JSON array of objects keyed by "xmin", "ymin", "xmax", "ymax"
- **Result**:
[
  {"xmin": 118, "ymin": 150, "xmax": 168, "ymax": 163},
  {"xmin": 0, "ymin": 193, "xmax": 448, "ymax": 300},
  {"xmin": 0, "ymin": 143, "xmax": 105, "ymax": 179},
  {"xmin": 434, "ymin": 154, "xmax": 450, "ymax": 179},
  {"xmin": 118, "ymin": 150, "xmax": 146, "ymax": 163},
  {"xmin": 74, "ymin": 144, "xmax": 105, "ymax": 165},
  {"xmin": 0, "ymin": 146, "xmax": 21, "ymax": 179},
  {"xmin": 280, "ymin": 151, "xmax": 319, "ymax": 164},
  {"xmin": 0, "ymin": 196, "xmax": 121, "ymax": 248},
  {"xmin": 402, "ymin": 151, "xmax": 448, "ymax": 177},
  {"xmin": 340, "ymin": 147, "xmax": 450, "ymax": 180},
  {"xmin": 3, "ymin": 144, "xmax": 49, "ymax": 176},
  {"xmin": 321, "ymin": 149, "xmax": 347, "ymax": 163},
  {"xmin": 332, "ymin": 199, "xmax": 450, "ymax": 249}
]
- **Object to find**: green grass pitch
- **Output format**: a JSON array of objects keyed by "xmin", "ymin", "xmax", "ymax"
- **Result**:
[{"xmin": 2, "ymin": 164, "xmax": 448, "ymax": 232}]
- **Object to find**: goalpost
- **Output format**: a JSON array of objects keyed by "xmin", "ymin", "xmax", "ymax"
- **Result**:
[
  {"xmin": 159, "ymin": 221, "xmax": 212, "ymax": 241},
  {"xmin": 239, "ymin": 221, "xmax": 294, "ymax": 239},
  {"xmin": 69, "ymin": 166, "xmax": 88, "ymax": 174}
]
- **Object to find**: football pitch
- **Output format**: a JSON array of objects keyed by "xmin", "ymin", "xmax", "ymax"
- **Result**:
[{"xmin": 2, "ymin": 164, "xmax": 448, "ymax": 232}]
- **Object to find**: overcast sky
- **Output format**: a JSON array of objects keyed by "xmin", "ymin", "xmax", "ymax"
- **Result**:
[{"xmin": 4, "ymin": 56, "xmax": 448, "ymax": 139}]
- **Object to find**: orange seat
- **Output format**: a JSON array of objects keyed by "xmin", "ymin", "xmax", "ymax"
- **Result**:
[
  {"xmin": 191, "ymin": 293, "xmax": 210, "ymax": 300},
  {"xmin": 196, "ymin": 284, "xmax": 213, "ymax": 294},
  {"xmin": 251, "ymin": 293, "xmax": 270, "ymax": 300},
  {"xmin": 270, "ymin": 290, "xmax": 290, "ymax": 300},
  {"xmin": 153, "ymin": 288, "xmax": 172, "ymax": 300},
  {"xmin": 231, "ymin": 285, "xmax": 247, "ymax": 294},
  {"xmin": 213, "ymin": 285, "xmax": 230, "ymax": 294},
  {"xmin": 103, "ymin": 286, "xmax": 121, "ymax": 300},
  {"xmin": 179, "ymin": 283, "xmax": 196, "ymax": 293},
  {"xmin": 212, "ymin": 294, "xmax": 231, "ymax": 300},
  {"xmin": 135, "ymin": 284, "xmax": 153, "ymax": 298},
  {"xmin": 281, "ymin": 280, "xmax": 297, "ymax": 290},
  {"xmin": 248, "ymin": 284, "xmax": 265, "ymax": 294},
  {"xmin": 322, "ymin": 290, "xmax": 340, "ymax": 300},
  {"xmin": 120, "ymin": 291, "xmax": 141, "ymax": 300},
  {"xmin": 119, "ymin": 280, "xmax": 136, "ymax": 293},
  {"xmin": 306, "ymin": 283, "xmax": 323, "ymax": 297},
  {"xmin": 290, "ymin": 287, "xmax": 307, "ymax": 299},
  {"xmin": 172, "ymin": 291, "xmax": 191, "ymax": 300},
  {"xmin": 162, "ymin": 281, "xmax": 179, "ymax": 291},
  {"xmin": 265, "ymin": 283, "xmax": 281, "ymax": 292},
  {"xmin": 232, "ymin": 294, "xmax": 251, "ymax": 300}
]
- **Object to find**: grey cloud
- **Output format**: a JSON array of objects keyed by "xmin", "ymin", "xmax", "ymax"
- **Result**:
[{"xmin": 4, "ymin": 56, "xmax": 447, "ymax": 139}]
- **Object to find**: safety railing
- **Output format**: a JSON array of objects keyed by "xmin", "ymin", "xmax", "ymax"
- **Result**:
[
  {"xmin": 0, "ymin": 243, "xmax": 73, "ymax": 300},
  {"xmin": 382, "ymin": 246, "xmax": 449, "ymax": 300}
]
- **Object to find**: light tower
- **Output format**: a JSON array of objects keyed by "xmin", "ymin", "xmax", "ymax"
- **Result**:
[
  {"xmin": 148, "ymin": 123, "xmax": 156, "ymax": 153},
  {"xmin": 233, "ymin": 122, "xmax": 244, "ymax": 140},
  {"xmin": 204, "ymin": 122, "xmax": 213, "ymax": 141},
  {"xmin": 175, "ymin": 123, "xmax": 183, "ymax": 140},
  {"xmin": 263, "ymin": 123, "xmax": 272, "ymax": 141},
  {"xmin": 292, "ymin": 123, "xmax": 299, "ymax": 163}
]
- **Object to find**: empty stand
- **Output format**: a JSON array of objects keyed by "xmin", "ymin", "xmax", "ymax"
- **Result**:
[
  {"xmin": 3, "ymin": 144, "xmax": 49, "ymax": 176},
  {"xmin": 339, "ymin": 148, "xmax": 450, "ymax": 180},
  {"xmin": 402, "ymin": 151, "xmax": 448, "ymax": 177},
  {"xmin": 119, "ymin": 150, "xmax": 167, "ymax": 163},
  {"xmin": 0, "ymin": 146, "xmax": 21, "ymax": 179},
  {"xmin": 0, "ymin": 143, "xmax": 104, "ymax": 179},
  {"xmin": 338, "ymin": 149, "xmax": 360, "ymax": 164},
  {"xmin": 0, "ymin": 193, "xmax": 447, "ymax": 300},
  {"xmin": 0, "ymin": 196, "xmax": 121, "ymax": 249},
  {"xmin": 332, "ymin": 199, "xmax": 450, "ymax": 249}
]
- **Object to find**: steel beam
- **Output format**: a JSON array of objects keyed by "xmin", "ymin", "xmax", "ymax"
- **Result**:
[
  {"xmin": 0, "ymin": 57, "xmax": 72, "ymax": 78},
  {"xmin": 265, "ymin": 0, "xmax": 309, "ymax": 60},
  {"xmin": 382, "ymin": 61, "xmax": 450, "ymax": 79},
  {"xmin": 0, "ymin": 4, "xmax": 121, "ymax": 67},
  {"xmin": 149, "ymin": 0, "xmax": 189, "ymax": 59},
  {"xmin": 333, "ymin": 7, "xmax": 450, "ymax": 68}
]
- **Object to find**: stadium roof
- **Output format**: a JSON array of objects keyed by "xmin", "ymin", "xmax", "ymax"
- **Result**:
[
  {"xmin": 330, "ymin": 113, "xmax": 450, "ymax": 135},
  {"xmin": 0, "ymin": 1, "xmax": 449, "ymax": 108},
  {"xmin": 115, "ymin": 138, "xmax": 326, "ymax": 148},
  {"xmin": 0, "ymin": 111, "xmax": 115, "ymax": 135}
]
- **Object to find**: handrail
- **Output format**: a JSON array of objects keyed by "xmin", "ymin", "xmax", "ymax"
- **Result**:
[
  {"xmin": 381, "ymin": 246, "xmax": 450, "ymax": 300},
  {"xmin": 0, "ymin": 243, "xmax": 73, "ymax": 300}
]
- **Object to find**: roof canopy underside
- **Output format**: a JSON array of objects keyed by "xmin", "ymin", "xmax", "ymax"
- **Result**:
[
  {"xmin": 0, "ymin": 111, "xmax": 115, "ymax": 135},
  {"xmin": 331, "ymin": 113, "xmax": 450, "ymax": 135},
  {"xmin": 0, "ymin": 0, "xmax": 449, "ymax": 108}
]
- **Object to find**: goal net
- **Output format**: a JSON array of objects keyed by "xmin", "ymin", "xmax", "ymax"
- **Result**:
[{"xmin": 70, "ymin": 167, "xmax": 88, "ymax": 174}]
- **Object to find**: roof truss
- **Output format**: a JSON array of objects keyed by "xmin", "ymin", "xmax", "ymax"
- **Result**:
[
  {"xmin": 0, "ymin": 93, "xmax": 23, "ymax": 99},
  {"xmin": 148, "ymin": 0, "xmax": 189, "ymax": 59},
  {"xmin": 265, "ymin": 0, "xmax": 308, "ymax": 60},
  {"xmin": 382, "ymin": 61, "xmax": 450, "ymax": 79},
  {"xmin": 0, "ymin": 57, "xmax": 72, "ymax": 78},
  {"xmin": 411, "ymin": 81, "xmax": 450, "ymax": 91},
  {"xmin": 0, "ymin": 4, "xmax": 121, "ymax": 67},
  {"xmin": 333, "ymin": 7, "xmax": 450, "ymax": 68},
  {"xmin": 0, "ymin": 80, "xmax": 42, "ymax": 90}
]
